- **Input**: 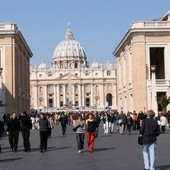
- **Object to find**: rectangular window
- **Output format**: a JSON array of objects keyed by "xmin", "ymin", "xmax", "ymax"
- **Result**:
[
  {"xmin": 150, "ymin": 47, "xmax": 165, "ymax": 79},
  {"xmin": 107, "ymin": 71, "xmax": 111, "ymax": 76},
  {"xmin": 48, "ymin": 99, "xmax": 53, "ymax": 107}
]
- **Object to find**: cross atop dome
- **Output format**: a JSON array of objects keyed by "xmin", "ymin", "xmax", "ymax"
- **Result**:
[{"xmin": 65, "ymin": 23, "xmax": 74, "ymax": 40}]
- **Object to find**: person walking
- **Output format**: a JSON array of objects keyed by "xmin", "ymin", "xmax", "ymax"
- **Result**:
[
  {"xmin": 140, "ymin": 110, "xmax": 160, "ymax": 170},
  {"xmin": 126, "ymin": 112, "xmax": 133, "ymax": 135},
  {"xmin": 85, "ymin": 114, "xmax": 97, "ymax": 153},
  {"xmin": 93, "ymin": 111, "xmax": 101, "ymax": 137},
  {"xmin": 102, "ymin": 112, "xmax": 109, "ymax": 134},
  {"xmin": 74, "ymin": 114, "xmax": 85, "ymax": 153},
  {"xmin": 109, "ymin": 113, "xmax": 116, "ymax": 134},
  {"xmin": 39, "ymin": 113, "xmax": 49, "ymax": 152},
  {"xmin": 19, "ymin": 111, "xmax": 32, "ymax": 152},
  {"xmin": 160, "ymin": 112, "xmax": 168, "ymax": 134},
  {"xmin": 47, "ymin": 114, "xmax": 54, "ymax": 138},
  {"xmin": 117, "ymin": 111, "xmax": 126, "ymax": 135},
  {"xmin": 59, "ymin": 112, "xmax": 68, "ymax": 135},
  {"xmin": 6, "ymin": 112, "xmax": 20, "ymax": 152}
]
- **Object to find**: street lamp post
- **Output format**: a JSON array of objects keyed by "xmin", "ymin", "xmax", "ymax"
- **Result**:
[{"xmin": 150, "ymin": 65, "xmax": 158, "ymax": 116}]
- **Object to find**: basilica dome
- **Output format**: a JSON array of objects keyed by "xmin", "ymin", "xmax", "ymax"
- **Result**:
[{"xmin": 52, "ymin": 26, "xmax": 87, "ymax": 60}]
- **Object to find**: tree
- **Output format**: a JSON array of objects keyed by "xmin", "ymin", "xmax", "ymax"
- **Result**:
[{"xmin": 156, "ymin": 95, "xmax": 170, "ymax": 113}]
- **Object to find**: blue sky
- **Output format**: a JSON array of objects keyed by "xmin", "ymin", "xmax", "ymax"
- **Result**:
[{"xmin": 0, "ymin": 1, "xmax": 170, "ymax": 67}]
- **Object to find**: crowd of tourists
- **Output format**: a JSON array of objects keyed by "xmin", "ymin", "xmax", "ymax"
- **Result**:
[{"xmin": 0, "ymin": 109, "xmax": 170, "ymax": 169}]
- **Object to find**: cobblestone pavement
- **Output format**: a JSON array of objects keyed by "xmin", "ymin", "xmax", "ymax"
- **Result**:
[{"xmin": 0, "ymin": 124, "xmax": 170, "ymax": 170}]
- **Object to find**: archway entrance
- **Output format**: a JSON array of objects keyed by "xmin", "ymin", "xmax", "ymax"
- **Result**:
[{"xmin": 106, "ymin": 93, "xmax": 112, "ymax": 106}]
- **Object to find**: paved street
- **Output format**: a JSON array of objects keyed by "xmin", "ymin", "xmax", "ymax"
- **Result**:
[{"xmin": 0, "ymin": 124, "xmax": 170, "ymax": 170}]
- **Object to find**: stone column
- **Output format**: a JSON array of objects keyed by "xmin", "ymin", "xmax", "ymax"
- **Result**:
[
  {"xmin": 72, "ymin": 84, "xmax": 75, "ymax": 105},
  {"xmin": 34, "ymin": 84, "xmax": 38, "ymax": 109},
  {"xmin": 63, "ymin": 84, "xmax": 66, "ymax": 105},
  {"xmin": 53, "ymin": 85, "xmax": 56, "ymax": 107},
  {"xmin": 82, "ymin": 84, "xmax": 85, "ymax": 106},
  {"xmin": 56, "ymin": 84, "xmax": 60, "ymax": 108},
  {"xmin": 100, "ymin": 83, "xmax": 104, "ymax": 109},
  {"xmin": 113, "ymin": 83, "xmax": 117, "ymax": 109},
  {"xmin": 103, "ymin": 83, "xmax": 106, "ymax": 107},
  {"xmin": 91, "ymin": 84, "xmax": 94, "ymax": 107},
  {"xmin": 78, "ymin": 84, "xmax": 82, "ymax": 107},
  {"xmin": 44, "ymin": 85, "xmax": 48, "ymax": 108},
  {"xmin": 151, "ymin": 72, "xmax": 158, "ymax": 116}
]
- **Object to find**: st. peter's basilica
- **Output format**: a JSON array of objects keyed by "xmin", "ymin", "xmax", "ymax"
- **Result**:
[{"xmin": 30, "ymin": 26, "xmax": 116, "ymax": 112}]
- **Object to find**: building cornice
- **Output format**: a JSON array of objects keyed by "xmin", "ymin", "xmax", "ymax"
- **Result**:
[
  {"xmin": 113, "ymin": 21, "xmax": 170, "ymax": 56},
  {"xmin": 0, "ymin": 23, "xmax": 33, "ymax": 57}
]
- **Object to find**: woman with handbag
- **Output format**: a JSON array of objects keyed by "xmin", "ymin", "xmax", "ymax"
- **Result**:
[
  {"xmin": 140, "ymin": 110, "xmax": 160, "ymax": 170},
  {"xmin": 74, "ymin": 114, "xmax": 85, "ymax": 153}
]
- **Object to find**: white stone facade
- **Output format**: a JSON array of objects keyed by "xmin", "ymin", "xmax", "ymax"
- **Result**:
[{"xmin": 30, "ymin": 26, "xmax": 116, "ymax": 112}]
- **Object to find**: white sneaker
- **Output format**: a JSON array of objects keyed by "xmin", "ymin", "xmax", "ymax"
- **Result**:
[{"xmin": 78, "ymin": 150, "xmax": 81, "ymax": 153}]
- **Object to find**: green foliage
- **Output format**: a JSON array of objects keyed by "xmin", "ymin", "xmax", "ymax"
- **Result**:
[{"xmin": 156, "ymin": 95, "xmax": 170, "ymax": 112}]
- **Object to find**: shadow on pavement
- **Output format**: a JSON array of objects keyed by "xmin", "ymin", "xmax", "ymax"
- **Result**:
[
  {"xmin": 30, "ymin": 146, "xmax": 71, "ymax": 152},
  {"xmin": 0, "ymin": 157, "xmax": 23, "ymax": 163},
  {"xmin": 94, "ymin": 147, "xmax": 116, "ymax": 152},
  {"xmin": 99, "ymin": 135, "xmax": 114, "ymax": 138},
  {"xmin": 55, "ymin": 146, "xmax": 71, "ymax": 150},
  {"xmin": 156, "ymin": 164, "xmax": 170, "ymax": 170}
]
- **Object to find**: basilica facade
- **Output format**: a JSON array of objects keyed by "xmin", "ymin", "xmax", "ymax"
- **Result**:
[{"xmin": 30, "ymin": 26, "xmax": 116, "ymax": 112}]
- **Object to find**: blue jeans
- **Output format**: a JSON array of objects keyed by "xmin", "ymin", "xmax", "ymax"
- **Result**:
[
  {"xmin": 143, "ymin": 142, "xmax": 156, "ymax": 170},
  {"xmin": 76, "ymin": 133, "xmax": 84, "ymax": 150}
]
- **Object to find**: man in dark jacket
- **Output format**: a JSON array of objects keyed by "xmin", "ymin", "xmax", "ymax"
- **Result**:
[
  {"xmin": 93, "ymin": 111, "xmax": 101, "ymax": 137},
  {"xmin": 19, "ymin": 111, "xmax": 32, "ymax": 152},
  {"xmin": 140, "ymin": 110, "xmax": 160, "ymax": 170},
  {"xmin": 59, "ymin": 112, "xmax": 68, "ymax": 135},
  {"xmin": 7, "ymin": 112, "xmax": 20, "ymax": 152},
  {"xmin": 117, "ymin": 111, "xmax": 127, "ymax": 134},
  {"xmin": 39, "ymin": 113, "xmax": 49, "ymax": 152}
]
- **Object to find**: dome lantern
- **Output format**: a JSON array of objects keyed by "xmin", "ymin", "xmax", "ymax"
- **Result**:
[
  {"xmin": 52, "ymin": 25, "xmax": 88, "ymax": 69},
  {"xmin": 65, "ymin": 25, "xmax": 74, "ymax": 40}
]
